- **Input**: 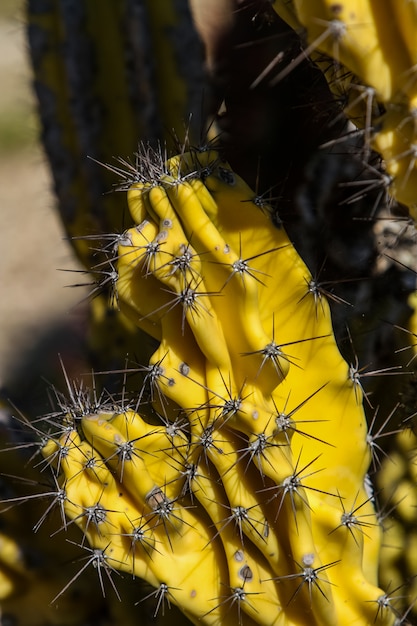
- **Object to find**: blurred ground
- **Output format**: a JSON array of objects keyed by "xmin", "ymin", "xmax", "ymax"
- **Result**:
[{"xmin": 0, "ymin": 3, "xmax": 87, "ymax": 395}]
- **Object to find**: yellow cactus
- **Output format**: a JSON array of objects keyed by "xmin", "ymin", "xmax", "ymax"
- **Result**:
[
  {"xmin": 0, "ymin": 533, "xmax": 26, "ymax": 600},
  {"xmin": 271, "ymin": 0, "xmax": 417, "ymax": 219},
  {"xmin": 24, "ymin": 149, "xmax": 398, "ymax": 625},
  {"xmin": 409, "ymin": 292, "xmax": 417, "ymax": 342}
]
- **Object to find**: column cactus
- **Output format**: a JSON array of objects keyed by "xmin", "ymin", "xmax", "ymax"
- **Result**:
[{"xmin": 3, "ymin": 148, "xmax": 399, "ymax": 625}]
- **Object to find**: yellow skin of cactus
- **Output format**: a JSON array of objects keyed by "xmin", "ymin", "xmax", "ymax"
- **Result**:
[
  {"xmin": 0, "ymin": 533, "xmax": 27, "ymax": 599},
  {"xmin": 41, "ymin": 151, "xmax": 395, "ymax": 625},
  {"xmin": 409, "ymin": 291, "xmax": 417, "ymax": 342},
  {"xmin": 271, "ymin": 0, "xmax": 417, "ymax": 220}
]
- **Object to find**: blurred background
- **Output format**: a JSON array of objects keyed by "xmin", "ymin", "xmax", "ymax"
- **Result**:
[{"xmin": 0, "ymin": 0, "xmax": 87, "ymax": 409}]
